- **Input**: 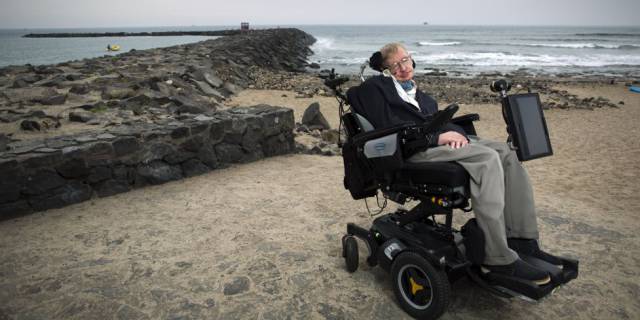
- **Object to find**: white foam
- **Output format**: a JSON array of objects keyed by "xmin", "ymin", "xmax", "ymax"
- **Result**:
[
  {"xmin": 417, "ymin": 41, "xmax": 461, "ymax": 46},
  {"xmin": 523, "ymin": 43, "xmax": 639, "ymax": 49},
  {"xmin": 311, "ymin": 37, "xmax": 335, "ymax": 52},
  {"xmin": 411, "ymin": 52, "xmax": 640, "ymax": 67}
]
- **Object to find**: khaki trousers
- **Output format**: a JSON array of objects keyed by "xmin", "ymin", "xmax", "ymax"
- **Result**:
[{"xmin": 407, "ymin": 137, "xmax": 539, "ymax": 265}]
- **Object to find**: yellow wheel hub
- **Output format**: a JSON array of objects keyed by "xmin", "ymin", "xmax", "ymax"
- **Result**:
[{"xmin": 409, "ymin": 277, "xmax": 424, "ymax": 295}]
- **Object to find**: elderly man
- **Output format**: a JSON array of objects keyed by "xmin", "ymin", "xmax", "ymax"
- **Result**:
[{"xmin": 350, "ymin": 42, "xmax": 561, "ymax": 285}]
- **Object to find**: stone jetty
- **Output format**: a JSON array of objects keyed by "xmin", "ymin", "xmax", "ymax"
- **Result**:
[
  {"xmin": 23, "ymin": 30, "xmax": 245, "ymax": 38},
  {"xmin": 0, "ymin": 28, "xmax": 316, "ymax": 218}
]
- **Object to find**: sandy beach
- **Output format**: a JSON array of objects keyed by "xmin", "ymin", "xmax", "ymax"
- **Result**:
[{"xmin": 1, "ymin": 78, "xmax": 639, "ymax": 319}]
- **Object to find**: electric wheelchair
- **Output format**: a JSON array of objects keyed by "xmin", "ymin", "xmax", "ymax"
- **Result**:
[{"xmin": 322, "ymin": 70, "xmax": 579, "ymax": 320}]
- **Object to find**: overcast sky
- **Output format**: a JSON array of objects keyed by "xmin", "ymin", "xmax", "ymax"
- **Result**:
[{"xmin": 1, "ymin": 0, "xmax": 639, "ymax": 29}]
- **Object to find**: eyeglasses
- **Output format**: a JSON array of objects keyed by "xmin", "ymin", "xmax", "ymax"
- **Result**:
[{"xmin": 387, "ymin": 55, "xmax": 412, "ymax": 72}]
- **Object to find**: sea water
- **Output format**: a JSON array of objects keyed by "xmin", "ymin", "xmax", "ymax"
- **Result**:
[
  {"xmin": 1, "ymin": 25, "xmax": 639, "ymax": 77},
  {"xmin": 302, "ymin": 25, "xmax": 640, "ymax": 77}
]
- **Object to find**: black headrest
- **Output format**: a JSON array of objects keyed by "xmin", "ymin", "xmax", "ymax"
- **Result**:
[{"xmin": 369, "ymin": 51, "xmax": 384, "ymax": 72}]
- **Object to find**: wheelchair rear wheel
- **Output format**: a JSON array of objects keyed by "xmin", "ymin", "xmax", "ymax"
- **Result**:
[
  {"xmin": 391, "ymin": 252, "xmax": 450, "ymax": 320},
  {"xmin": 342, "ymin": 235, "xmax": 359, "ymax": 273}
]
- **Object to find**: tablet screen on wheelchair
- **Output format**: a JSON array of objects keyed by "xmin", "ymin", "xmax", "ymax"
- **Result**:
[{"xmin": 506, "ymin": 93, "xmax": 553, "ymax": 161}]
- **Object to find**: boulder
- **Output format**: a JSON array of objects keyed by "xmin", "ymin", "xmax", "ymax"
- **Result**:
[
  {"xmin": 215, "ymin": 143, "xmax": 245, "ymax": 163},
  {"xmin": 87, "ymin": 166, "xmax": 112, "ymax": 184},
  {"xmin": 69, "ymin": 83, "xmax": 91, "ymax": 95},
  {"xmin": 150, "ymin": 81, "xmax": 174, "ymax": 96},
  {"xmin": 20, "ymin": 120, "xmax": 41, "ymax": 131},
  {"xmin": 176, "ymin": 104, "xmax": 206, "ymax": 115},
  {"xmin": 136, "ymin": 161, "xmax": 183, "ymax": 185},
  {"xmin": 223, "ymin": 82, "xmax": 241, "ymax": 95},
  {"xmin": 194, "ymin": 80, "xmax": 225, "ymax": 100},
  {"xmin": 3, "ymin": 87, "xmax": 59, "ymax": 104},
  {"xmin": 40, "ymin": 94, "xmax": 67, "ymax": 105},
  {"xmin": 94, "ymin": 179, "xmax": 131, "ymax": 197},
  {"xmin": 0, "ymin": 133, "xmax": 9, "ymax": 151},
  {"xmin": 181, "ymin": 159, "xmax": 210, "ymax": 177},
  {"xmin": 112, "ymin": 137, "xmax": 140, "ymax": 157},
  {"xmin": 28, "ymin": 180, "xmax": 92, "ymax": 211},
  {"xmin": 301, "ymin": 102, "xmax": 330, "ymax": 130},
  {"xmin": 102, "ymin": 86, "xmax": 135, "ymax": 100},
  {"xmin": 37, "ymin": 74, "xmax": 67, "ymax": 87},
  {"xmin": 22, "ymin": 169, "xmax": 66, "ymax": 195},
  {"xmin": 56, "ymin": 158, "xmax": 90, "ymax": 178},
  {"xmin": 203, "ymin": 72, "xmax": 223, "ymax": 88},
  {"xmin": 69, "ymin": 111, "xmax": 96, "ymax": 123},
  {"xmin": 320, "ymin": 129, "xmax": 340, "ymax": 145}
]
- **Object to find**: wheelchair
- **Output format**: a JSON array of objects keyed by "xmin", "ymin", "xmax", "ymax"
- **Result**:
[{"xmin": 322, "ymin": 70, "xmax": 579, "ymax": 320}]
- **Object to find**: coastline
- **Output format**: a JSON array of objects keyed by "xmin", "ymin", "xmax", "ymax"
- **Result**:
[{"xmin": 1, "ymin": 27, "xmax": 640, "ymax": 319}]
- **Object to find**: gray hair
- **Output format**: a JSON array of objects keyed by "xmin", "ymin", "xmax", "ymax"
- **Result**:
[{"xmin": 380, "ymin": 43, "xmax": 408, "ymax": 67}]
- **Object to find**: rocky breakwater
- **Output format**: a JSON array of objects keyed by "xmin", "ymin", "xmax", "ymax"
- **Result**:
[{"xmin": 0, "ymin": 28, "xmax": 315, "ymax": 218}]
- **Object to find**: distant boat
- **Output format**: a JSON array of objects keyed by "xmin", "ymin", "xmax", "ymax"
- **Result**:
[
  {"xmin": 107, "ymin": 44, "xmax": 120, "ymax": 51},
  {"xmin": 423, "ymin": 22, "xmax": 429, "ymax": 25}
]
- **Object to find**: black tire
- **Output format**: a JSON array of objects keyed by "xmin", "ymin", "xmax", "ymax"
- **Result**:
[
  {"xmin": 343, "ymin": 236, "xmax": 359, "ymax": 273},
  {"xmin": 390, "ymin": 252, "xmax": 450, "ymax": 320}
]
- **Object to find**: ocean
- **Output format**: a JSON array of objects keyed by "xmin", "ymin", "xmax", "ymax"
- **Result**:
[{"xmin": 1, "ymin": 25, "xmax": 639, "ymax": 77}]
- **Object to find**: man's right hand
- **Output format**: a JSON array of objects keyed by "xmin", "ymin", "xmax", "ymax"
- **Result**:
[{"xmin": 438, "ymin": 131, "xmax": 469, "ymax": 149}]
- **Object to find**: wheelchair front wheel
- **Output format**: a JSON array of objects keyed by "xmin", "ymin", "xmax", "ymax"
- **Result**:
[
  {"xmin": 342, "ymin": 235, "xmax": 359, "ymax": 273},
  {"xmin": 391, "ymin": 252, "xmax": 450, "ymax": 320}
]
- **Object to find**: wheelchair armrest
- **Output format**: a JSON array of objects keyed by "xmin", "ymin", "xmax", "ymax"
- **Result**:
[
  {"xmin": 452, "ymin": 113, "xmax": 480, "ymax": 124},
  {"xmin": 451, "ymin": 113, "xmax": 480, "ymax": 136},
  {"xmin": 351, "ymin": 122, "xmax": 415, "ymax": 146}
]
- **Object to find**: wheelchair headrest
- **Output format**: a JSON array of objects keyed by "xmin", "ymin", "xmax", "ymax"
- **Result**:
[{"xmin": 369, "ymin": 52, "xmax": 384, "ymax": 72}]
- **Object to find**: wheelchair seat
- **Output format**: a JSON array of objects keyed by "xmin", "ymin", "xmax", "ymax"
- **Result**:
[
  {"xmin": 399, "ymin": 161, "xmax": 469, "ymax": 190},
  {"xmin": 341, "ymin": 103, "xmax": 473, "ymax": 207}
]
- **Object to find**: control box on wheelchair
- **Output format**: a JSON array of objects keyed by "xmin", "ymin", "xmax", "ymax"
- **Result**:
[{"xmin": 322, "ymin": 69, "xmax": 579, "ymax": 320}]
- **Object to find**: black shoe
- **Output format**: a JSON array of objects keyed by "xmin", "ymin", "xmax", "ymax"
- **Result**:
[
  {"xmin": 508, "ymin": 238, "xmax": 564, "ymax": 267},
  {"xmin": 482, "ymin": 259, "xmax": 551, "ymax": 285}
]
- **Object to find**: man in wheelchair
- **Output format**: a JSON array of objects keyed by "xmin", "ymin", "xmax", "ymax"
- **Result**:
[
  {"xmin": 335, "ymin": 42, "xmax": 578, "ymax": 319},
  {"xmin": 350, "ymin": 42, "xmax": 558, "ymax": 283}
]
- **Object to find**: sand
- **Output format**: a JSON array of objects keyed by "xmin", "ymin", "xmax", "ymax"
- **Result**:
[{"xmin": 1, "ymin": 82, "xmax": 639, "ymax": 319}]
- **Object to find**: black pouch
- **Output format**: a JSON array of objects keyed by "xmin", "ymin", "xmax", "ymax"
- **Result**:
[
  {"xmin": 342, "ymin": 141, "xmax": 377, "ymax": 200},
  {"xmin": 461, "ymin": 218, "xmax": 486, "ymax": 265}
]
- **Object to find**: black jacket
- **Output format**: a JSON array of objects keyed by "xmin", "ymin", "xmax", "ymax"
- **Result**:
[{"xmin": 346, "ymin": 75, "xmax": 465, "ymax": 145}]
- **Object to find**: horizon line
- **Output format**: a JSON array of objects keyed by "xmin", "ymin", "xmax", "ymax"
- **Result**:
[{"xmin": 2, "ymin": 23, "xmax": 640, "ymax": 30}]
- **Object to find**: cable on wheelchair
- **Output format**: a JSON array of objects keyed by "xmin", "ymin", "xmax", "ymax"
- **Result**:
[{"xmin": 364, "ymin": 191, "xmax": 388, "ymax": 217}]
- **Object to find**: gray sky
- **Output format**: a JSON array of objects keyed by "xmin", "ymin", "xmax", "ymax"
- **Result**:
[{"xmin": 1, "ymin": 0, "xmax": 639, "ymax": 28}]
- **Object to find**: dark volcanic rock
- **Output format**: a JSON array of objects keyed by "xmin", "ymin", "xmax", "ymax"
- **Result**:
[
  {"xmin": 301, "ymin": 102, "xmax": 330, "ymax": 130},
  {"xmin": 69, "ymin": 111, "xmax": 96, "ymax": 123},
  {"xmin": 215, "ymin": 143, "xmax": 244, "ymax": 163},
  {"xmin": 23, "ymin": 169, "xmax": 66, "ymax": 195},
  {"xmin": 56, "ymin": 158, "xmax": 90, "ymax": 178},
  {"xmin": 69, "ymin": 83, "xmax": 91, "ymax": 95},
  {"xmin": 28, "ymin": 180, "xmax": 92, "ymax": 211},
  {"xmin": 223, "ymin": 277, "xmax": 251, "ymax": 296},
  {"xmin": 20, "ymin": 120, "xmax": 41, "ymax": 131},
  {"xmin": 181, "ymin": 159, "xmax": 210, "ymax": 177},
  {"xmin": 0, "ymin": 134, "xmax": 9, "ymax": 151},
  {"xmin": 94, "ymin": 179, "xmax": 131, "ymax": 197},
  {"xmin": 40, "ymin": 94, "xmax": 67, "ymax": 105},
  {"xmin": 0, "ymin": 29, "xmax": 313, "ymax": 215},
  {"xmin": 4, "ymin": 87, "xmax": 58, "ymax": 104},
  {"xmin": 101, "ymin": 86, "xmax": 135, "ymax": 100},
  {"xmin": 136, "ymin": 161, "xmax": 182, "ymax": 185}
]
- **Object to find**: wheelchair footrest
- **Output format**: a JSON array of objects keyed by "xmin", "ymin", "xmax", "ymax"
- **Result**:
[{"xmin": 478, "ymin": 254, "xmax": 579, "ymax": 301}]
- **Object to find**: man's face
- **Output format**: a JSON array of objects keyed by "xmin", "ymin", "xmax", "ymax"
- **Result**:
[{"xmin": 386, "ymin": 48, "xmax": 414, "ymax": 82}]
